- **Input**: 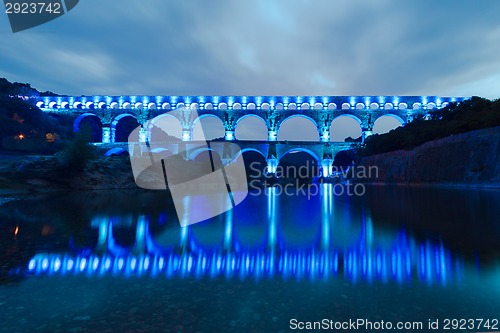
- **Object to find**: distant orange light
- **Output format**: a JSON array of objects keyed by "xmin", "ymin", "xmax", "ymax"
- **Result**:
[
  {"xmin": 17, "ymin": 134, "xmax": 25, "ymax": 140},
  {"xmin": 14, "ymin": 226, "xmax": 19, "ymax": 236}
]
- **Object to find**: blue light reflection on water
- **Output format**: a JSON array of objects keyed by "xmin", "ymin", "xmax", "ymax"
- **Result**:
[
  {"xmin": 26, "ymin": 243, "xmax": 460, "ymax": 285},
  {"xmin": 22, "ymin": 184, "xmax": 466, "ymax": 285}
]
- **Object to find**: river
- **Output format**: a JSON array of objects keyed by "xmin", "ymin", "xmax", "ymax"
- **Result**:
[{"xmin": 0, "ymin": 185, "xmax": 499, "ymax": 332}]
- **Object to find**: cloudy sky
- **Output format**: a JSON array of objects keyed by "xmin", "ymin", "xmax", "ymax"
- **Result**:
[
  {"xmin": 1, "ymin": 0, "xmax": 500, "ymax": 99},
  {"xmin": 1, "ymin": 0, "xmax": 499, "ymax": 140}
]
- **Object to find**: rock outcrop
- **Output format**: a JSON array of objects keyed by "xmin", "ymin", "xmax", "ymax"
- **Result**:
[{"xmin": 355, "ymin": 126, "xmax": 500, "ymax": 187}]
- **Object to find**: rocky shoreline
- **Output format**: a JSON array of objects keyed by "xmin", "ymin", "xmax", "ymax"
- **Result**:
[
  {"xmin": 354, "ymin": 126, "xmax": 500, "ymax": 187},
  {"xmin": 0, "ymin": 153, "xmax": 138, "ymax": 195},
  {"xmin": 1, "ymin": 126, "xmax": 499, "ymax": 199}
]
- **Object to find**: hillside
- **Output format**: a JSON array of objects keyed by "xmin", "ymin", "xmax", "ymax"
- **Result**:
[{"xmin": 354, "ymin": 126, "xmax": 500, "ymax": 187}]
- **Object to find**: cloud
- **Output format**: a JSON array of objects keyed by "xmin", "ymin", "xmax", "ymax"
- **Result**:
[{"xmin": 1, "ymin": 0, "xmax": 500, "ymax": 99}]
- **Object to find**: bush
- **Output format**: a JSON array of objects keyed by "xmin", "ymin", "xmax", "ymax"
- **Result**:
[{"xmin": 56, "ymin": 129, "xmax": 96, "ymax": 175}]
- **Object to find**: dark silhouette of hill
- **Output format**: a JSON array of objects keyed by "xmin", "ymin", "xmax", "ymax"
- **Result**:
[
  {"xmin": 0, "ymin": 77, "xmax": 57, "ymax": 97},
  {"xmin": 0, "ymin": 77, "xmax": 69, "ymax": 153}
]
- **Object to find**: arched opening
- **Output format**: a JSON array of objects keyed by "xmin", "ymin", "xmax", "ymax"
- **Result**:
[
  {"xmin": 246, "ymin": 103, "xmax": 256, "ymax": 110},
  {"xmin": 204, "ymin": 103, "xmax": 213, "ymax": 110},
  {"xmin": 190, "ymin": 103, "xmax": 199, "ymax": 110},
  {"xmin": 277, "ymin": 150, "xmax": 320, "ymax": 182},
  {"xmin": 150, "ymin": 148, "xmax": 173, "ymax": 160},
  {"xmin": 176, "ymin": 102, "xmax": 185, "ymax": 109},
  {"xmin": 342, "ymin": 103, "xmax": 351, "ymax": 110},
  {"xmin": 261, "ymin": 103, "xmax": 270, "ymax": 110},
  {"xmin": 73, "ymin": 101, "xmax": 82, "ymax": 109},
  {"xmin": 238, "ymin": 149, "xmax": 267, "ymax": 181},
  {"xmin": 427, "ymin": 102, "xmax": 436, "ymax": 110},
  {"xmin": 356, "ymin": 103, "xmax": 365, "ymax": 110},
  {"xmin": 86, "ymin": 101, "xmax": 95, "ymax": 110},
  {"xmin": 48, "ymin": 101, "xmax": 57, "ymax": 108},
  {"xmin": 189, "ymin": 149, "xmax": 224, "ymax": 174},
  {"xmin": 384, "ymin": 103, "xmax": 394, "ymax": 110},
  {"xmin": 122, "ymin": 102, "xmax": 131, "ymax": 109},
  {"xmin": 73, "ymin": 113, "xmax": 102, "ymax": 142},
  {"xmin": 370, "ymin": 103, "xmax": 379, "ymax": 110},
  {"xmin": 61, "ymin": 102, "xmax": 69, "ymax": 109},
  {"xmin": 330, "ymin": 115, "xmax": 362, "ymax": 142},
  {"xmin": 412, "ymin": 102, "xmax": 421, "ymax": 110},
  {"xmin": 233, "ymin": 103, "xmax": 242, "ymax": 110},
  {"xmin": 398, "ymin": 103, "xmax": 408, "ymax": 110},
  {"xmin": 36, "ymin": 101, "xmax": 45, "ymax": 108},
  {"xmin": 192, "ymin": 115, "xmax": 225, "ymax": 141},
  {"xmin": 373, "ymin": 115, "xmax": 404, "ymax": 134},
  {"xmin": 98, "ymin": 102, "xmax": 107, "ymax": 109},
  {"xmin": 327, "ymin": 103, "xmax": 337, "ymax": 110},
  {"xmin": 287, "ymin": 103, "xmax": 297, "ymax": 110},
  {"xmin": 111, "ymin": 114, "xmax": 139, "ymax": 142},
  {"xmin": 314, "ymin": 102, "xmax": 323, "ymax": 110},
  {"xmin": 235, "ymin": 115, "xmax": 268, "ymax": 141},
  {"xmin": 110, "ymin": 102, "xmax": 119, "ymax": 109},
  {"xmin": 135, "ymin": 102, "xmax": 143, "ymax": 110},
  {"xmin": 149, "ymin": 114, "xmax": 183, "ymax": 142},
  {"xmin": 104, "ymin": 148, "xmax": 129, "ymax": 157},
  {"xmin": 300, "ymin": 102, "xmax": 310, "ymax": 110},
  {"xmin": 148, "ymin": 102, "xmax": 157, "ymax": 110},
  {"xmin": 275, "ymin": 103, "xmax": 284, "ymax": 110},
  {"xmin": 162, "ymin": 102, "xmax": 171, "ymax": 110},
  {"xmin": 277, "ymin": 116, "xmax": 319, "ymax": 141},
  {"xmin": 218, "ymin": 103, "xmax": 228, "ymax": 110}
]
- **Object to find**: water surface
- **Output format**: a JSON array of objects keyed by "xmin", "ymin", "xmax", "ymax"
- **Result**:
[{"xmin": 1, "ymin": 185, "xmax": 499, "ymax": 333}]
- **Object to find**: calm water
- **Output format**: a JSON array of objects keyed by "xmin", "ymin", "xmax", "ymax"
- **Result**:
[{"xmin": 1, "ymin": 185, "xmax": 499, "ymax": 333}]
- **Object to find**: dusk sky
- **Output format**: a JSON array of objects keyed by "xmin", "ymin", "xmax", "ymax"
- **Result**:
[{"xmin": 1, "ymin": 0, "xmax": 500, "ymax": 139}]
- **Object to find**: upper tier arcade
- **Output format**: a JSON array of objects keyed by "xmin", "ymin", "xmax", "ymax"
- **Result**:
[{"xmin": 36, "ymin": 95, "xmax": 467, "ymax": 143}]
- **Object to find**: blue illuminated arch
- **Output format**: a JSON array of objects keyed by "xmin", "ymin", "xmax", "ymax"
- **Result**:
[
  {"xmin": 188, "ymin": 147, "xmax": 220, "ymax": 161},
  {"xmin": 329, "ymin": 115, "xmax": 363, "ymax": 142},
  {"xmin": 232, "ymin": 148, "xmax": 267, "ymax": 162},
  {"xmin": 372, "ymin": 114, "xmax": 405, "ymax": 135},
  {"xmin": 104, "ymin": 148, "xmax": 129, "ymax": 156},
  {"xmin": 277, "ymin": 115, "xmax": 320, "ymax": 141},
  {"xmin": 192, "ymin": 114, "xmax": 225, "ymax": 129},
  {"xmin": 149, "ymin": 148, "xmax": 173, "ymax": 159},
  {"xmin": 149, "ymin": 113, "xmax": 182, "ymax": 128},
  {"xmin": 111, "ymin": 114, "xmax": 139, "ymax": 143},
  {"xmin": 235, "ymin": 114, "xmax": 268, "ymax": 141},
  {"xmin": 279, "ymin": 148, "xmax": 321, "ymax": 165},
  {"xmin": 331, "ymin": 114, "xmax": 362, "ymax": 125},
  {"xmin": 192, "ymin": 114, "xmax": 225, "ymax": 140},
  {"xmin": 111, "ymin": 113, "xmax": 138, "ymax": 128},
  {"xmin": 148, "ymin": 113, "xmax": 183, "ymax": 141},
  {"xmin": 235, "ymin": 114, "xmax": 267, "ymax": 127},
  {"xmin": 73, "ymin": 113, "xmax": 102, "ymax": 132},
  {"xmin": 375, "ymin": 114, "xmax": 405, "ymax": 125}
]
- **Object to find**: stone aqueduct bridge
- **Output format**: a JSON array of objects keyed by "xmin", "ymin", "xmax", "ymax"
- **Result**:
[{"xmin": 38, "ymin": 95, "xmax": 466, "ymax": 176}]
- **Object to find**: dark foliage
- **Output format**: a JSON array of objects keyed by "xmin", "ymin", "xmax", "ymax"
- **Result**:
[
  {"xmin": 361, "ymin": 96, "xmax": 500, "ymax": 156},
  {"xmin": 332, "ymin": 149, "xmax": 356, "ymax": 168},
  {"xmin": 56, "ymin": 128, "xmax": 96, "ymax": 175},
  {"xmin": 0, "ymin": 78, "xmax": 70, "ymax": 153}
]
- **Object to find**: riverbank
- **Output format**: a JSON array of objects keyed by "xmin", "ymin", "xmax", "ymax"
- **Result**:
[
  {"xmin": 2, "ymin": 125, "xmax": 500, "ymax": 197},
  {"xmin": 354, "ymin": 126, "xmax": 500, "ymax": 187},
  {"xmin": 0, "ymin": 152, "xmax": 138, "ymax": 196}
]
